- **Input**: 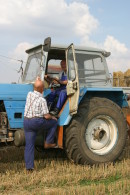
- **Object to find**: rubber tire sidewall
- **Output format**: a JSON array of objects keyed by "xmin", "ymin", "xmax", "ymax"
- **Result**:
[{"xmin": 66, "ymin": 97, "xmax": 127, "ymax": 164}]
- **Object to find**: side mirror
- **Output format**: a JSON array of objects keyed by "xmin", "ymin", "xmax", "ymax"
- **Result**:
[{"xmin": 43, "ymin": 37, "xmax": 51, "ymax": 52}]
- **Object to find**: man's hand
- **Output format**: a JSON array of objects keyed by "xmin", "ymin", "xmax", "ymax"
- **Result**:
[
  {"xmin": 44, "ymin": 75, "xmax": 50, "ymax": 79},
  {"xmin": 51, "ymin": 116, "xmax": 57, "ymax": 121},
  {"xmin": 59, "ymin": 80, "xmax": 68, "ymax": 85},
  {"xmin": 44, "ymin": 113, "xmax": 57, "ymax": 121},
  {"xmin": 52, "ymin": 78, "xmax": 59, "ymax": 84},
  {"xmin": 44, "ymin": 113, "xmax": 52, "ymax": 119},
  {"xmin": 127, "ymin": 94, "xmax": 130, "ymax": 101},
  {"xmin": 36, "ymin": 76, "xmax": 41, "ymax": 81}
]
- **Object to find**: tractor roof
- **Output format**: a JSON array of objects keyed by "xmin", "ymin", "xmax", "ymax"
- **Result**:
[{"xmin": 26, "ymin": 44, "xmax": 111, "ymax": 57}]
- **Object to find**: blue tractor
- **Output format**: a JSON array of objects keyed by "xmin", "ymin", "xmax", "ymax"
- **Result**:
[{"xmin": 0, "ymin": 37, "xmax": 129, "ymax": 165}]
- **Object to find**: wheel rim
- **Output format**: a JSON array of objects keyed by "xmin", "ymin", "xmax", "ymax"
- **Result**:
[{"xmin": 85, "ymin": 115, "xmax": 118, "ymax": 155}]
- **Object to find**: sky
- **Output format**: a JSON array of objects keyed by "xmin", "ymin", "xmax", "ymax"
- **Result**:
[{"xmin": 0, "ymin": 0, "xmax": 130, "ymax": 83}]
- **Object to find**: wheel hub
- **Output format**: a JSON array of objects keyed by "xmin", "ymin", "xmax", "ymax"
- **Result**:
[
  {"xmin": 93, "ymin": 127, "xmax": 106, "ymax": 141},
  {"xmin": 85, "ymin": 115, "xmax": 118, "ymax": 155}
]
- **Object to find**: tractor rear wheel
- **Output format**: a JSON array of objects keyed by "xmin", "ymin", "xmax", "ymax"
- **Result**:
[{"xmin": 65, "ymin": 97, "xmax": 127, "ymax": 165}]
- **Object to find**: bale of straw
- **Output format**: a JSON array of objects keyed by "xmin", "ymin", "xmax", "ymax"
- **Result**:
[
  {"xmin": 124, "ymin": 69, "xmax": 130, "ymax": 87},
  {"xmin": 113, "ymin": 70, "xmax": 130, "ymax": 87}
]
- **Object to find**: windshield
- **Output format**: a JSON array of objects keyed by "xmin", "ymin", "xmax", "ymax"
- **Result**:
[{"xmin": 22, "ymin": 51, "xmax": 43, "ymax": 83}]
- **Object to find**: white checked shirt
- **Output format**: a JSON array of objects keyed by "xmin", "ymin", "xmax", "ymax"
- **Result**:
[{"xmin": 24, "ymin": 91, "xmax": 49, "ymax": 118}]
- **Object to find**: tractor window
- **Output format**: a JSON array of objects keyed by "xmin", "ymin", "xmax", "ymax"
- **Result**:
[
  {"xmin": 47, "ymin": 59, "xmax": 61, "ymax": 78},
  {"xmin": 67, "ymin": 47, "xmax": 76, "ymax": 81},
  {"xmin": 75, "ymin": 52, "xmax": 109, "ymax": 87},
  {"xmin": 23, "ymin": 52, "xmax": 42, "ymax": 83}
]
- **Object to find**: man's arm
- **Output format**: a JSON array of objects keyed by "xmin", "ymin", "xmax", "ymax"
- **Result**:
[
  {"xmin": 52, "ymin": 77, "xmax": 68, "ymax": 85},
  {"xmin": 42, "ymin": 98, "xmax": 57, "ymax": 120},
  {"xmin": 59, "ymin": 80, "xmax": 68, "ymax": 85},
  {"xmin": 44, "ymin": 75, "xmax": 53, "ymax": 83}
]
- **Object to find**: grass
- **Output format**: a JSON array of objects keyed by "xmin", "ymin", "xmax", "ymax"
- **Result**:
[{"xmin": 0, "ymin": 140, "xmax": 130, "ymax": 195}]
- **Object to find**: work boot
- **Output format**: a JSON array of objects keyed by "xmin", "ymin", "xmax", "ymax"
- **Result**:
[
  {"xmin": 50, "ymin": 108, "xmax": 59, "ymax": 116},
  {"xmin": 48, "ymin": 102, "xmax": 53, "ymax": 111},
  {"xmin": 26, "ymin": 168, "xmax": 34, "ymax": 173},
  {"xmin": 44, "ymin": 142, "xmax": 56, "ymax": 149}
]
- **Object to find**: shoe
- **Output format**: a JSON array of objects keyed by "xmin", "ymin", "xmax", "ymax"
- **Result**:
[
  {"xmin": 50, "ymin": 108, "xmax": 59, "ymax": 116},
  {"xmin": 48, "ymin": 102, "xmax": 53, "ymax": 111},
  {"xmin": 44, "ymin": 142, "xmax": 56, "ymax": 149},
  {"xmin": 26, "ymin": 169, "xmax": 34, "ymax": 173}
]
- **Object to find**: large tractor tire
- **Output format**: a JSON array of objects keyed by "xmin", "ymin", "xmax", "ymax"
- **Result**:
[{"xmin": 65, "ymin": 97, "xmax": 127, "ymax": 165}]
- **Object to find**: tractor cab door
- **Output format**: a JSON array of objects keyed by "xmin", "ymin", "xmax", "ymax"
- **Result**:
[{"xmin": 66, "ymin": 44, "xmax": 79, "ymax": 115}]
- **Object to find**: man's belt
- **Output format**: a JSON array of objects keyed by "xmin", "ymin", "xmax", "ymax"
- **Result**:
[{"xmin": 24, "ymin": 117, "xmax": 43, "ymax": 119}]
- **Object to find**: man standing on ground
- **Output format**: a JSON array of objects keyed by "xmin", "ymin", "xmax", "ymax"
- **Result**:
[{"xmin": 24, "ymin": 79, "xmax": 57, "ymax": 171}]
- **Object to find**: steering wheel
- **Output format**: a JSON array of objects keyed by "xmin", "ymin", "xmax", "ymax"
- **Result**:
[
  {"xmin": 44, "ymin": 76, "xmax": 61, "ymax": 89},
  {"xmin": 44, "ymin": 76, "xmax": 52, "ymax": 84},
  {"xmin": 49, "ymin": 80, "xmax": 61, "ymax": 89}
]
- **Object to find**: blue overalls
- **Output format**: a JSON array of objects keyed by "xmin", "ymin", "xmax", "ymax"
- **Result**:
[{"xmin": 47, "ymin": 72, "xmax": 67, "ymax": 110}]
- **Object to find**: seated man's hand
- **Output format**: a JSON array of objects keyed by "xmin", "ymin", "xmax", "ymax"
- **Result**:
[
  {"xmin": 44, "ymin": 75, "xmax": 51, "ymax": 79},
  {"xmin": 52, "ymin": 79, "xmax": 59, "ymax": 84},
  {"xmin": 52, "ymin": 77, "xmax": 60, "ymax": 84}
]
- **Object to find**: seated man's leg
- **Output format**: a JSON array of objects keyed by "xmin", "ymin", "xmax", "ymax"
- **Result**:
[
  {"xmin": 47, "ymin": 90, "xmax": 60, "ymax": 110},
  {"xmin": 50, "ymin": 89, "xmax": 67, "ymax": 115},
  {"xmin": 56, "ymin": 89, "xmax": 67, "ymax": 110},
  {"xmin": 47, "ymin": 90, "xmax": 57, "ymax": 104}
]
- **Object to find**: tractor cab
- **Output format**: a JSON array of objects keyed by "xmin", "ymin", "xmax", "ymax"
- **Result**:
[
  {"xmin": 22, "ymin": 39, "xmax": 80, "ymax": 116},
  {"xmin": 22, "ymin": 37, "xmax": 113, "ymax": 117}
]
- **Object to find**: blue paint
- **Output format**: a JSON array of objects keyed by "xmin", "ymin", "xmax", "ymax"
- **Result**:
[
  {"xmin": 0, "ymin": 84, "xmax": 33, "ymax": 128},
  {"xmin": 0, "ymin": 83, "xmax": 128, "ymax": 128},
  {"xmin": 4, "ymin": 101, "xmax": 25, "ymax": 128},
  {"xmin": 0, "ymin": 84, "xmax": 33, "ymax": 100},
  {"xmin": 78, "ymin": 87, "xmax": 128, "ymax": 108},
  {"xmin": 58, "ymin": 86, "xmax": 128, "ymax": 126},
  {"xmin": 58, "ymin": 100, "xmax": 70, "ymax": 126}
]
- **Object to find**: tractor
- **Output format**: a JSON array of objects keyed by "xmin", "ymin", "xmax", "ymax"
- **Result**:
[{"xmin": 0, "ymin": 37, "xmax": 130, "ymax": 165}]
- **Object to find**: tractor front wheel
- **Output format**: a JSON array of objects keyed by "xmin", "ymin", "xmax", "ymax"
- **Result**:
[{"xmin": 65, "ymin": 97, "xmax": 127, "ymax": 165}]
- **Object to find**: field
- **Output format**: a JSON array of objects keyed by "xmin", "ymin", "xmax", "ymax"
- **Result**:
[{"xmin": 0, "ymin": 140, "xmax": 130, "ymax": 195}]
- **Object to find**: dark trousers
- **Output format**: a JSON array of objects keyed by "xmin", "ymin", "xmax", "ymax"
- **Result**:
[
  {"xmin": 24, "ymin": 118, "xmax": 57, "ymax": 170},
  {"xmin": 48, "ymin": 89, "xmax": 67, "ymax": 110}
]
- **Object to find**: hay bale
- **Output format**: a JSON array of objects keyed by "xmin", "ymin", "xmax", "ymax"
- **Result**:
[
  {"xmin": 124, "ymin": 69, "xmax": 130, "ymax": 77},
  {"xmin": 124, "ymin": 69, "xmax": 130, "ymax": 87},
  {"xmin": 113, "ymin": 70, "xmax": 130, "ymax": 87},
  {"xmin": 113, "ymin": 71, "xmax": 124, "ymax": 87}
]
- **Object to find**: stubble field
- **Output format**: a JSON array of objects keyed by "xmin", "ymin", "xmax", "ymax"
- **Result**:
[{"xmin": 0, "ymin": 139, "xmax": 130, "ymax": 195}]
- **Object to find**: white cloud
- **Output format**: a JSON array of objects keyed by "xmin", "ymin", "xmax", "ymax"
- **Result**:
[
  {"xmin": 104, "ymin": 36, "xmax": 128, "ymax": 56},
  {"xmin": 69, "ymin": 2, "xmax": 99, "ymax": 36},
  {"xmin": 107, "ymin": 57, "xmax": 130, "ymax": 74},
  {"xmin": 0, "ymin": 42, "xmax": 33, "ymax": 83},
  {"xmin": 103, "ymin": 36, "xmax": 130, "ymax": 73},
  {"xmin": 9, "ymin": 42, "xmax": 34, "ymax": 63},
  {"xmin": 0, "ymin": 0, "xmax": 129, "ymax": 82},
  {"xmin": 0, "ymin": 0, "xmax": 99, "ymax": 40}
]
